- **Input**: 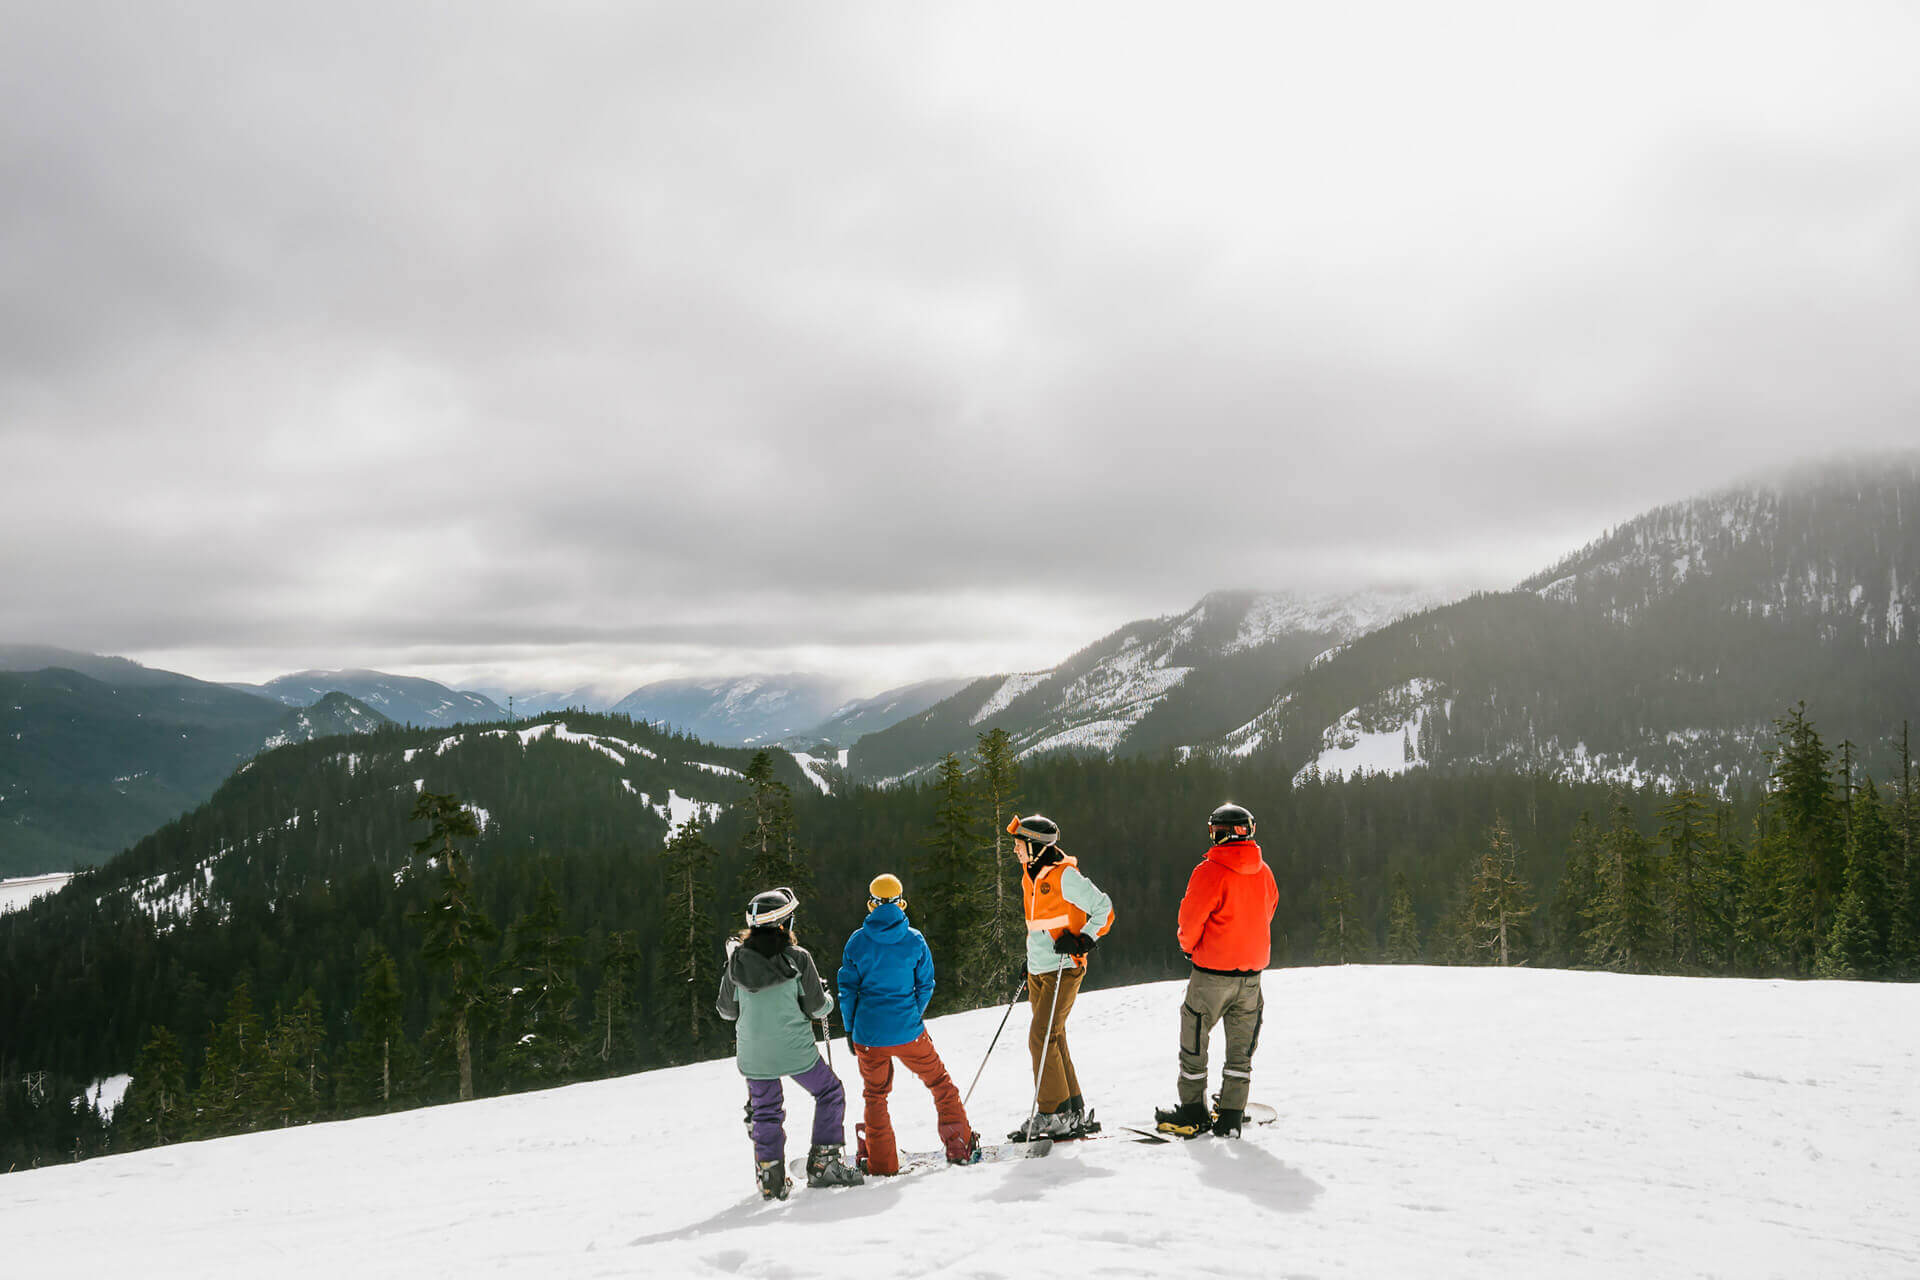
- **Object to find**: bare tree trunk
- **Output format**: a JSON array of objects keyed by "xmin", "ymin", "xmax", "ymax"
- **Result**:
[{"xmin": 456, "ymin": 1009, "xmax": 473, "ymax": 1101}]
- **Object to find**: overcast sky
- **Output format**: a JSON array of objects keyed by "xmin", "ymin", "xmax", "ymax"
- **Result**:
[{"xmin": 4, "ymin": 1, "xmax": 1918, "ymax": 697}]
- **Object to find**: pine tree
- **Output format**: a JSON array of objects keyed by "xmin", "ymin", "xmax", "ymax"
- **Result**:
[
  {"xmin": 261, "ymin": 989, "xmax": 326, "ymax": 1126},
  {"xmin": 1585, "ymin": 796, "xmax": 1663, "ymax": 973},
  {"xmin": 971, "ymin": 728, "xmax": 1023, "ymax": 967},
  {"xmin": 1737, "ymin": 800, "xmax": 1791, "ymax": 975},
  {"xmin": 1891, "ymin": 722, "xmax": 1920, "ymax": 977},
  {"xmin": 659, "ymin": 818, "xmax": 720, "ymax": 1056},
  {"xmin": 1766, "ymin": 703, "xmax": 1844, "ymax": 971},
  {"xmin": 1465, "ymin": 817, "xmax": 1534, "ymax": 966},
  {"xmin": 1546, "ymin": 813, "xmax": 1601, "ymax": 967},
  {"xmin": 1659, "ymin": 789, "xmax": 1727, "ymax": 973},
  {"xmin": 593, "ymin": 929, "xmax": 642, "ymax": 1073},
  {"xmin": 1817, "ymin": 780, "xmax": 1896, "ymax": 978},
  {"xmin": 498, "ymin": 877, "xmax": 585, "ymax": 1088},
  {"xmin": 918, "ymin": 754, "xmax": 992, "ymax": 1006},
  {"xmin": 343, "ymin": 944, "xmax": 407, "ymax": 1112},
  {"xmin": 118, "ymin": 1026, "xmax": 187, "ymax": 1150},
  {"xmin": 1314, "ymin": 875, "xmax": 1368, "ymax": 964},
  {"xmin": 738, "ymin": 751, "xmax": 811, "ymax": 899},
  {"xmin": 1383, "ymin": 870, "xmax": 1422, "ymax": 962},
  {"xmin": 408, "ymin": 791, "xmax": 497, "ymax": 1102},
  {"xmin": 191, "ymin": 979, "xmax": 268, "ymax": 1136}
]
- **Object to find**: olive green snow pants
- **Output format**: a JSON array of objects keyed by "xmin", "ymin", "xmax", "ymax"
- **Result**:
[{"xmin": 1177, "ymin": 970, "xmax": 1264, "ymax": 1110}]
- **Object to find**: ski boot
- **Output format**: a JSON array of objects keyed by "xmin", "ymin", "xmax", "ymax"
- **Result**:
[
  {"xmin": 756, "ymin": 1158, "xmax": 791, "ymax": 1202},
  {"xmin": 805, "ymin": 1143, "xmax": 865, "ymax": 1188},
  {"xmin": 1154, "ymin": 1101, "xmax": 1213, "ymax": 1138}
]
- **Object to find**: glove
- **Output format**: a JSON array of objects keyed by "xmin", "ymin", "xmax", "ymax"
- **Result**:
[{"xmin": 1052, "ymin": 931, "xmax": 1096, "ymax": 956}]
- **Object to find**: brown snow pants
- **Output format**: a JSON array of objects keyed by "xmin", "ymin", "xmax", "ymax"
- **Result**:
[
  {"xmin": 1177, "ymin": 969, "xmax": 1264, "ymax": 1110},
  {"xmin": 1027, "ymin": 964, "xmax": 1085, "ymax": 1114},
  {"xmin": 854, "ymin": 1031, "xmax": 972, "ymax": 1174}
]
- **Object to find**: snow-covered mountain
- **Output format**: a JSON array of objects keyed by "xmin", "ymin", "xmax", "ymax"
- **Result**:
[
  {"xmin": 240, "ymin": 670, "xmax": 506, "ymax": 726},
  {"xmin": 1211, "ymin": 456, "xmax": 1920, "ymax": 789},
  {"xmin": 609, "ymin": 674, "xmax": 859, "ymax": 747},
  {"xmin": 260, "ymin": 691, "xmax": 390, "ymax": 750},
  {"xmin": 786, "ymin": 677, "xmax": 977, "ymax": 747},
  {"xmin": 850, "ymin": 586, "xmax": 1449, "ymax": 783},
  {"xmin": 8, "ymin": 967, "xmax": 1914, "ymax": 1278}
]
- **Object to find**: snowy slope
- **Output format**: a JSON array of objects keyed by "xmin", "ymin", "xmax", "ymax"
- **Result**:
[
  {"xmin": 0, "ymin": 872, "xmax": 72, "ymax": 914},
  {"xmin": 7, "ymin": 967, "xmax": 1916, "ymax": 1278}
]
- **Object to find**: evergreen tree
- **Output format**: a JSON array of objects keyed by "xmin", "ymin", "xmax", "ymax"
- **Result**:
[
  {"xmin": 1383, "ymin": 871, "xmax": 1422, "ymax": 962},
  {"xmin": 738, "ymin": 751, "xmax": 811, "ymax": 899},
  {"xmin": 1314, "ymin": 874, "xmax": 1368, "ymax": 964},
  {"xmin": 918, "ymin": 754, "xmax": 992, "ymax": 1006},
  {"xmin": 408, "ymin": 791, "xmax": 496, "ymax": 1102},
  {"xmin": 593, "ymin": 929, "xmax": 642, "ymax": 1073},
  {"xmin": 1546, "ymin": 813, "xmax": 1601, "ymax": 967},
  {"xmin": 659, "ymin": 818, "xmax": 720, "ymax": 1056},
  {"xmin": 1767, "ymin": 704, "xmax": 1844, "ymax": 971},
  {"xmin": 972, "ymin": 728, "xmax": 1023, "ymax": 967},
  {"xmin": 342, "ymin": 943, "xmax": 407, "ymax": 1111},
  {"xmin": 190, "ymin": 978, "xmax": 267, "ymax": 1136},
  {"xmin": 1585, "ymin": 796, "xmax": 1663, "ymax": 973},
  {"xmin": 1659, "ymin": 789, "xmax": 1727, "ymax": 973},
  {"xmin": 118, "ymin": 1026, "xmax": 187, "ymax": 1150},
  {"xmin": 1465, "ymin": 817, "xmax": 1535, "ymax": 966},
  {"xmin": 260, "ymin": 989, "xmax": 326, "ymax": 1126},
  {"xmin": 1892, "ymin": 722, "xmax": 1920, "ymax": 977},
  {"xmin": 1817, "ymin": 780, "xmax": 1896, "ymax": 978},
  {"xmin": 497, "ymin": 877, "xmax": 585, "ymax": 1088}
]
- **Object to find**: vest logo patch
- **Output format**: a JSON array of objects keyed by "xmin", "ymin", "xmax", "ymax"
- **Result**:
[{"xmin": 1039, "ymin": 884, "xmax": 1053, "ymax": 895}]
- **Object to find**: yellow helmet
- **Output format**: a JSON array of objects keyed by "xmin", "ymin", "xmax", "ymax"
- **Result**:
[{"xmin": 867, "ymin": 873, "xmax": 905, "ymax": 910}]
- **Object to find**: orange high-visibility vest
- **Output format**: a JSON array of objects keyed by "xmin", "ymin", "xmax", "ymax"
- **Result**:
[{"xmin": 1021, "ymin": 854, "xmax": 1114, "ymax": 962}]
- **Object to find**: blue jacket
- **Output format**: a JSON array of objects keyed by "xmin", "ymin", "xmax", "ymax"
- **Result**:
[{"xmin": 837, "ymin": 903, "xmax": 935, "ymax": 1049}]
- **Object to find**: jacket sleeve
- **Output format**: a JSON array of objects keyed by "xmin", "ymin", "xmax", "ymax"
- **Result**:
[
  {"xmin": 794, "ymin": 948, "xmax": 833, "ymax": 1020},
  {"xmin": 836, "ymin": 936, "xmax": 861, "ymax": 1039},
  {"xmin": 1061, "ymin": 866, "xmax": 1114, "ymax": 937},
  {"xmin": 914, "ymin": 933, "xmax": 936, "ymax": 1016},
  {"xmin": 1177, "ymin": 862, "xmax": 1221, "ymax": 956},
  {"xmin": 716, "ymin": 965, "xmax": 739, "ymax": 1022}
]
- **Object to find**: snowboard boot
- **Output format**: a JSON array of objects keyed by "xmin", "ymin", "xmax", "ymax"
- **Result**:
[
  {"xmin": 756, "ymin": 1158, "xmax": 791, "ymax": 1202},
  {"xmin": 945, "ymin": 1130, "xmax": 982, "ymax": 1165},
  {"xmin": 1062, "ymin": 1096, "xmax": 1101, "ymax": 1138},
  {"xmin": 1154, "ymin": 1101, "xmax": 1213, "ymax": 1138},
  {"xmin": 1211, "ymin": 1107, "xmax": 1244, "ymax": 1139},
  {"xmin": 1008, "ymin": 1108, "xmax": 1077, "ymax": 1142},
  {"xmin": 805, "ymin": 1143, "xmax": 865, "ymax": 1188}
]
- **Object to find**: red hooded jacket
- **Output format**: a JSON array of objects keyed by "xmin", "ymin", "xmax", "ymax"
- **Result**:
[{"xmin": 1177, "ymin": 838, "xmax": 1279, "ymax": 972}]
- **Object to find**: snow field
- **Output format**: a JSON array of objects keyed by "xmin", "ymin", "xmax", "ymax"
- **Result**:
[{"xmin": 3, "ymin": 967, "xmax": 1916, "ymax": 1278}]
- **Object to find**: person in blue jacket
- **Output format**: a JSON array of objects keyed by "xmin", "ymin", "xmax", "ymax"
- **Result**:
[{"xmin": 837, "ymin": 873, "xmax": 978, "ymax": 1174}]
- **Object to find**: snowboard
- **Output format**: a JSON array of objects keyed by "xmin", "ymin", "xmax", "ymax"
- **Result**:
[
  {"xmin": 1129, "ymin": 1100, "xmax": 1277, "ymax": 1144},
  {"xmin": 789, "ymin": 1136, "xmax": 1051, "ymax": 1182}
]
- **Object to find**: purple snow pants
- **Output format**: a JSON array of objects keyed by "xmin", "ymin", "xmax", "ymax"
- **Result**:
[{"xmin": 745, "ymin": 1056, "xmax": 845, "ymax": 1162}]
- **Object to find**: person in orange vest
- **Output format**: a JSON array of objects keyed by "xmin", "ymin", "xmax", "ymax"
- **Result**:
[
  {"xmin": 1156, "ymin": 802, "xmax": 1279, "ymax": 1139},
  {"xmin": 1006, "ymin": 813, "xmax": 1113, "ymax": 1141}
]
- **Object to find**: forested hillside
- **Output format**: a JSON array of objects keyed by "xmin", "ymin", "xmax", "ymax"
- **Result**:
[{"xmin": 6, "ymin": 701, "xmax": 1914, "ymax": 1172}]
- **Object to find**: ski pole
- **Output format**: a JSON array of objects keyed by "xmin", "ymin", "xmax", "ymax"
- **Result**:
[
  {"xmin": 1021, "ymin": 965, "xmax": 1068, "ymax": 1138},
  {"xmin": 961, "ymin": 973, "xmax": 1029, "ymax": 1109}
]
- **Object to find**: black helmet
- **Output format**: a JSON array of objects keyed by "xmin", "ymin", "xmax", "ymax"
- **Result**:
[
  {"xmin": 1208, "ymin": 803, "xmax": 1255, "ymax": 844},
  {"xmin": 1006, "ymin": 813, "xmax": 1060, "ymax": 845},
  {"xmin": 745, "ymin": 886, "xmax": 799, "ymax": 928}
]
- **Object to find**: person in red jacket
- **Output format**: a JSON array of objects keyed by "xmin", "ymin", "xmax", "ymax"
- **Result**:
[{"xmin": 1155, "ymin": 802, "xmax": 1279, "ymax": 1138}]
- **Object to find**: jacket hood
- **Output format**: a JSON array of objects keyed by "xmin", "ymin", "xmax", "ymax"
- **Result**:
[
  {"xmin": 728, "ymin": 937, "xmax": 800, "ymax": 992},
  {"xmin": 860, "ymin": 901, "xmax": 911, "ymax": 942},
  {"xmin": 1205, "ymin": 838, "xmax": 1267, "ymax": 875}
]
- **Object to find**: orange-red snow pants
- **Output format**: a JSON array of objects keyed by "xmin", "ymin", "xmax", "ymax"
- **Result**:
[{"xmin": 853, "ymin": 1031, "xmax": 972, "ymax": 1174}]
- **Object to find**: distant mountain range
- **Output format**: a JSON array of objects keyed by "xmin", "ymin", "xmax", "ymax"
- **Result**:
[
  {"xmin": 228, "ymin": 670, "xmax": 505, "ymax": 726},
  {"xmin": 848, "ymin": 587, "xmax": 1449, "ymax": 783},
  {"xmin": 1211, "ymin": 458, "xmax": 1920, "ymax": 790},
  {"xmin": 0, "ymin": 650, "xmax": 392, "ymax": 873}
]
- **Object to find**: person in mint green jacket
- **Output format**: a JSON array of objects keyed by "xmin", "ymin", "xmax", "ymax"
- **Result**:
[{"xmin": 716, "ymin": 887, "xmax": 862, "ymax": 1200}]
